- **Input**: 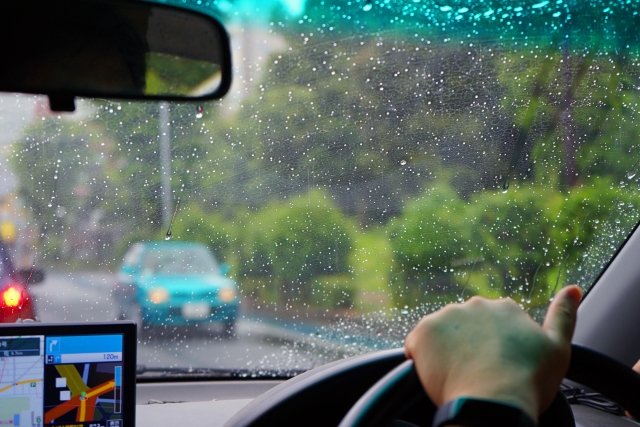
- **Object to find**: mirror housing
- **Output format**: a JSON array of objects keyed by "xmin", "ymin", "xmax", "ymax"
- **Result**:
[{"xmin": 0, "ymin": 0, "xmax": 232, "ymax": 111}]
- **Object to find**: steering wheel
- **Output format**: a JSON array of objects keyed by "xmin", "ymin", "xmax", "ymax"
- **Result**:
[
  {"xmin": 223, "ymin": 344, "xmax": 640, "ymax": 427},
  {"xmin": 338, "ymin": 344, "xmax": 640, "ymax": 427}
]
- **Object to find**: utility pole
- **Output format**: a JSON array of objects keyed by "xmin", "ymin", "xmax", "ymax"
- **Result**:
[{"xmin": 159, "ymin": 102, "xmax": 172, "ymax": 227}]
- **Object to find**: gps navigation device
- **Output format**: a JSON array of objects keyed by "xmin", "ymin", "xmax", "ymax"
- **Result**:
[{"xmin": 0, "ymin": 322, "xmax": 136, "ymax": 427}]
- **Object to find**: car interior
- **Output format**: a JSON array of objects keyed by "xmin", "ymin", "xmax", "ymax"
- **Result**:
[{"xmin": 1, "ymin": 0, "xmax": 640, "ymax": 426}]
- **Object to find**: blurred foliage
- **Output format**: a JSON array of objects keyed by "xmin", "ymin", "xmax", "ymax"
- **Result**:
[
  {"xmin": 238, "ymin": 190, "xmax": 354, "ymax": 300},
  {"xmin": 388, "ymin": 179, "xmax": 640, "ymax": 308},
  {"xmin": 11, "ymin": 119, "xmax": 98, "ymax": 233},
  {"xmin": 155, "ymin": 202, "xmax": 239, "ymax": 262},
  {"xmin": 388, "ymin": 183, "xmax": 473, "ymax": 292}
]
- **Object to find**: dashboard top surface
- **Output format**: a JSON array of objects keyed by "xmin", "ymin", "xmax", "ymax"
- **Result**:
[
  {"xmin": 133, "ymin": 379, "xmax": 640, "ymax": 427},
  {"xmin": 136, "ymin": 380, "xmax": 283, "ymax": 404},
  {"xmin": 137, "ymin": 399, "xmax": 252, "ymax": 427},
  {"xmin": 135, "ymin": 397, "xmax": 638, "ymax": 427}
]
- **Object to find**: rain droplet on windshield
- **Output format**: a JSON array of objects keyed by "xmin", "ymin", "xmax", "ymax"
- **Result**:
[
  {"xmin": 532, "ymin": 0, "xmax": 550, "ymax": 9},
  {"xmin": 626, "ymin": 159, "xmax": 640, "ymax": 180},
  {"xmin": 501, "ymin": 179, "xmax": 510, "ymax": 193}
]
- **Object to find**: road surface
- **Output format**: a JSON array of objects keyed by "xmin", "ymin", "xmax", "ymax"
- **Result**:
[{"xmin": 28, "ymin": 271, "xmax": 347, "ymax": 371}]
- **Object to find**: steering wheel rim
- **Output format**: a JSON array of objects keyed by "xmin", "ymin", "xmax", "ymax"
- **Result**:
[{"xmin": 338, "ymin": 344, "xmax": 640, "ymax": 427}]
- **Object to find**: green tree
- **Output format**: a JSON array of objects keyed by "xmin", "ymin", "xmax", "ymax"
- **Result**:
[{"xmin": 239, "ymin": 189, "xmax": 354, "ymax": 300}]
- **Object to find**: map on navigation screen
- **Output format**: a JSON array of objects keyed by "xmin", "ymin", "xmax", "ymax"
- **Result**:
[
  {"xmin": 0, "ymin": 337, "xmax": 44, "ymax": 427},
  {"xmin": 0, "ymin": 334, "xmax": 123, "ymax": 427},
  {"xmin": 43, "ymin": 362, "xmax": 122, "ymax": 425}
]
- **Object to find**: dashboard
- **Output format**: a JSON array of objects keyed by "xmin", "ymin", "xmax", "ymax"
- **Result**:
[
  {"xmin": 134, "ymin": 381, "xmax": 640, "ymax": 427},
  {"xmin": 0, "ymin": 321, "xmax": 637, "ymax": 427},
  {"xmin": 135, "ymin": 346, "xmax": 640, "ymax": 427}
]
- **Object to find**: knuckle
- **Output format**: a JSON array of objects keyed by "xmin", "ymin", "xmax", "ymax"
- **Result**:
[
  {"xmin": 404, "ymin": 332, "xmax": 416, "ymax": 352},
  {"xmin": 500, "ymin": 297, "xmax": 517, "ymax": 306},
  {"xmin": 466, "ymin": 295, "xmax": 487, "ymax": 306},
  {"xmin": 438, "ymin": 302, "xmax": 461, "ymax": 316}
]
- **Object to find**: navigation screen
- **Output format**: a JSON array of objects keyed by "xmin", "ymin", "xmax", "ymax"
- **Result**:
[{"xmin": 0, "ymin": 334, "xmax": 124, "ymax": 427}]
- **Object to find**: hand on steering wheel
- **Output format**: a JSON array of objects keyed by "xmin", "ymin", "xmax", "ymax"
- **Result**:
[
  {"xmin": 338, "ymin": 285, "xmax": 640, "ymax": 427},
  {"xmin": 404, "ymin": 286, "xmax": 582, "ymax": 424},
  {"xmin": 224, "ymin": 285, "xmax": 640, "ymax": 427},
  {"xmin": 341, "ymin": 286, "xmax": 583, "ymax": 427}
]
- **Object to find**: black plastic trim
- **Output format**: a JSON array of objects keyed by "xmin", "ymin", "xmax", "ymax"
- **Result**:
[
  {"xmin": 573, "ymin": 216, "xmax": 640, "ymax": 365},
  {"xmin": 0, "ymin": 0, "xmax": 232, "ymax": 104}
]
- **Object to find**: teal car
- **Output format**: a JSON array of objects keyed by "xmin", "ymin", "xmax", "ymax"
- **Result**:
[{"xmin": 114, "ymin": 241, "xmax": 238, "ymax": 337}]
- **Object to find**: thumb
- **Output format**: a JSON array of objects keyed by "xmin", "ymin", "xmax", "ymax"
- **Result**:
[{"xmin": 542, "ymin": 285, "xmax": 582, "ymax": 346}]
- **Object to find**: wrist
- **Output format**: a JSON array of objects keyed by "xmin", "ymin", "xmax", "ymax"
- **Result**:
[
  {"xmin": 442, "ymin": 375, "xmax": 539, "ymax": 424},
  {"xmin": 433, "ymin": 397, "xmax": 537, "ymax": 427}
]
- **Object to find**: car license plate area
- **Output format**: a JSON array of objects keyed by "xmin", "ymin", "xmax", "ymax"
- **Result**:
[{"xmin": 182, "ymin": 304, "xmax": 211, "ymax": 319}]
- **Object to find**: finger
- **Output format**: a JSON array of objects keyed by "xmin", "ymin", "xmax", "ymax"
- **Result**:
[
  {"xmin": 542, "ymin": 285, "xmax": 582, "ymax": 346},
  {"xmin": 404, "ymin": 306, "xmax": 451, "ymax": 359},
  {"xmin": 404, "ymin": 331, "xmax": 415, "ymax": 359},
  {"xmin": 404, "ymin": 321, "xmax": 423, "ymax": 359}
]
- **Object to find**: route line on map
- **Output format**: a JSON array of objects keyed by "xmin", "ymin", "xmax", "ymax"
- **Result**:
[
  {"xmin": 79, "ymin": 380, "xmax": 115, "ymax": 421},
  {"xmin": 44, "ymin": 379, "xmax": 115, "ymax": 423},
  {"xmin": 0, "ymin": 378, "xmax": 43, "ymax": 393}
]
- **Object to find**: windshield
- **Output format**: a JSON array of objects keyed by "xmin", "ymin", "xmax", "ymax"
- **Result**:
[{"xmin": 1, "ymin": 0, "xmax": 639, "ymax": 373}]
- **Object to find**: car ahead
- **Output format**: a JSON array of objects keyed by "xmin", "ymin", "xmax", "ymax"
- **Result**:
[
  {"xmin": 3, "ymin": 0, "xmax": 640, "ymax": 426},
  {"xmin": 0, "ymin": 240, "xmax": 45, "ymax": 323},
  {"xmin": 0, "ymin": 241, "xmax": 35, "ymax": 322},
  {"xmin": 114, "ymin": 241, "xmax": 238, "ymax": 336}
]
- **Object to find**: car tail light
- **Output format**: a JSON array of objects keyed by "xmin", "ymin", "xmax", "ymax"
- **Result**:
[{"xmin": 3, "ymin": 286, "xmax": 22, "ymax": 307}]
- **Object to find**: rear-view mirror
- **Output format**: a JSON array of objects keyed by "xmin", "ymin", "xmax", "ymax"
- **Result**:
[{"xmin": 0, "ymin": 0, "xmax": 232, "ymax": 111}]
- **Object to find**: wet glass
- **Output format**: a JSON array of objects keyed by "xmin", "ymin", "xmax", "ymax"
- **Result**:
[{"xmin": 1, "ymin": 0, "xmax": 640, "ymax": 373}]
